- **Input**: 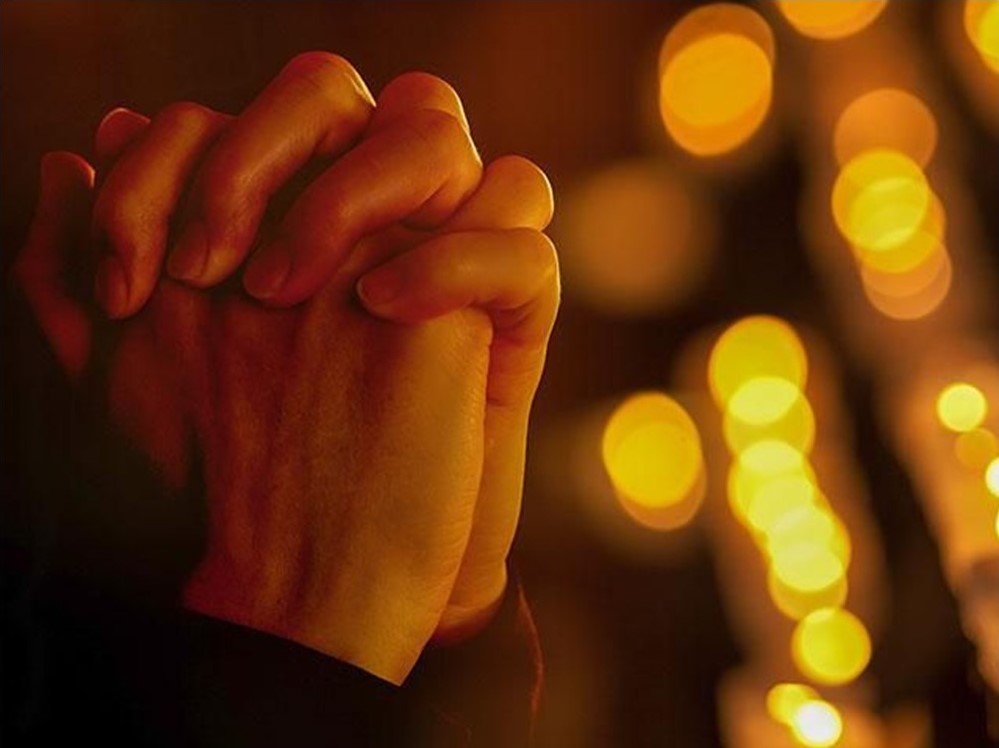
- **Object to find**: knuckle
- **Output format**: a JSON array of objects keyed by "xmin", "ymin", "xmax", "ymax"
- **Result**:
[
  {"xmin": 283, "ymin": 51, "xmax": 363, "ymax": 97},
  {"xmin": 94, "ymin": 184, "xmax": 148, "ymax": 238},
  {"xmin": 493, "ymin": 155, "xmax": 554, "ymax": 224},
  {"xmin": 380, "ymin": 71, "xmax": 462, "ymax": 112},
  {"xmin": 521, "ymin": 229, "xmax": 559, "ymax": 280},
  {"xmin": 154, "ymin": 100, "xmax": 218, "ymax": 131},
  {"xmin": 404, "ymin": 108, "xmax": 473, "ymax": 161},
  {"xmin": 195, "ymin": 148, "xmax": 256, "ymax": 218}
]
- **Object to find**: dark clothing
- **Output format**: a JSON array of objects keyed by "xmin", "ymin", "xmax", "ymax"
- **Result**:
[{"xmin": 6, "ymin": 572, "xmax": 541, "ymax": 747}]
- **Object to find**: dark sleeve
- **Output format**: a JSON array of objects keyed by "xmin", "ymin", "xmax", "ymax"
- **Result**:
[{"xmin": 12, "ymin": 572, "xmax": 541, "ymax": 748}]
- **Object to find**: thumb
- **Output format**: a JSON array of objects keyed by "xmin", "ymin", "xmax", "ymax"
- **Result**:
[{"xmin": 12, "ymin": 151, "xmax": 96, "ymax": 381}]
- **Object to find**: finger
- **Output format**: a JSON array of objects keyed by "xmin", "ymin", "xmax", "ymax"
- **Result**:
[
  {"xmin": 370, "ymin": 71, "xmax": 470, "ymax": 133},
  {"xmin": 92, "ymin": 101, "xmax": 229, "ymax": 318},
  {"xmin": 166, "ymin": 52, "xmax": 375, "ymax": 288},
  {"xmin": 243, "ymin": 108, "xmax": 482, "ymax": 305},
  {"xmin": 442, "ymin": 155, "xmax": 554, "ymax": 233},
  {"xmin": 94, "ymin": 107, "xmax": 151, "ymax": 163},
  {"xmin": 356, "ymin": 228, "xmax": 559, "ymax": 345},
  {"xmin": 12, "ymin": 151, "xmax": 96, "ymax": 380}
]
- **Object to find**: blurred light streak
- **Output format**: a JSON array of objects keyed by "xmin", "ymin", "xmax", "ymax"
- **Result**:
[
  {"xmin": 658, "ymin": 4, "xmax": 774, "ymax": 156},
  {"xmin": 601, "ymin": 392, "xmax": 706, "ymax": 530},
  {"xmin": 709, "ymin": 316, "xmax": 808, "ymax": 406},
  {"xmin": 789, "ymin": 699, "xmax": 844, "ymax": 748},
  {"xmin": 775, "ymin": 0, "xmax": 887, "ymax": 40},
  {"xmin": 965, "ymin": 0, "xmax": 999, "ymax": 73},
  {"xmin": 557, "ymin": 160, "xmax": 716, "ymax": 316},
  {"xmin": 936, "ymin": 382, "xmax": 989, "ymax": 432},
  {"xmin": 792, "ymin": 608, "xmax": 872, "ymax": 686},
  {"xmin": 834, "ymin": 88, "xmax": 938, "ymax": 168},
  {"xmin": 767, "ymin": 567, "xmax": 849, "ymax": 621}
]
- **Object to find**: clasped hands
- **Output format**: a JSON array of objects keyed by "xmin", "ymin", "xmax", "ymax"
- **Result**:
[{"xmin": 13, "ymin": 52, "xmax": 559, "ymax": 685}]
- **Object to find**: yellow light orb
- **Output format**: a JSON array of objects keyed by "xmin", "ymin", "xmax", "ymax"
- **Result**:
[
  {"xmin": 860, "ymin": 244, "xmax": 953, "ymax": 321},
  {"xmin": 852, "ymin": 192, "xmax": 946, "ymax": 274},
  {"xmin": 771, "ymin": 544, "xmax": 845, "ymax": 593},
  {"xmin": 776, "ymin": 0, "xmax": 887, "ymax": 40},
  {"xmin": 768, "ymin": 566, "xmax": 849, "ymax": 620},
  {"xmin": 768, "ymin": 505, "xmax": 852, "ymax": 568},
  {"xmin": 727, "ymin": 457, "xmax": 817, "ymax": 525},
  {"xmin": 986, "ymin": 457, "xmax": 999, "ymax": 497},
  {"xmin": 790, "ymin": 699, "xmax": 844, "ymax": 748},
  {"xmin": 832, "ymin": 149, "xmax": 932, "ymax": 254},
  {"xmin": 936, "ymin": 383, "xmax": 989, "ymax": 432},
  {"xmin": 746, "ymin": 474, "xmax": 817, "ymax": 534},
  {"xmin": 965, "ymin": 0, "xmax": 999, "ymax": 73},
  {"xmin": 724, "ymin": 390, "xmax": 816, "ymax": 455},
  {"xmin": 835, "ymin": 88, "xmax": 938, "ymax": 168},
  {"xmin": 709, "ymin": 316, "xmax": 808, "ymax": 406},
  {"xmin": 792, "ymin": 608, "xmax": 872, "ymax": 685},
  {"xmin": 955, "ymin": 429, "xmax": 999, "ymax": 470},
  {"xmin": 767, "ymin": 682, "xmax": 819, "ymax": 725},
  {"xmin": 659, "ymin": 5, "xmax": 774, "ymax": 156},
  {"xmin": 728, "ymin": 376, "xmax": 801, "ymax": 425},
  {"xmin": 602, "ymin": 393, "xmax": 705, "ymax": 516}
]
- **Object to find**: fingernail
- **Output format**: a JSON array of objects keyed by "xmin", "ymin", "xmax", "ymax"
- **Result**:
[
  {"xmin": 244, "ymin": 242, "xmax": 291, "ymax": 299},
  {"xmin": 167, "ymin": 221, "xmax": 208, "ymax": 282},
  {"xmin": 357, "ymin": 269, "xmax": 403, "ymax": 308},
  {"xmin": 95, "ymin": 256, "xmax": 129, "ymax": 318}
]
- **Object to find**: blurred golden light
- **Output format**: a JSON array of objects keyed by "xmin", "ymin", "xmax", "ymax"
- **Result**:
[
  {"xmin": 986, "ymin": 457, "xmax": 999, "ymax": 497},
  {"xmin": 728, "ymin": 377, "xmax": 801, "ymax": 425},
  {"xmin": 936, "ymin": 383, "xmax": 989, "ymax": 432},
  {"xmin": 768, "ymin": 566, "xmax": 849, "ymax": 620},
  {"xmin": 776, "ymin": 0, "xmax": 887, "ymax": 40},
  {"xmin": 768, "ymin": 506, "xmax": 852, "ymax": 567},
  {"xmin": 659, "ymin": 4, "xmax": 774, "ymax": 156},
  {"xmin": 792, "ymin": 608, "xmax": 872, "ymax": 685},
  {"xmin": 727, "ymin": 458, "xmax": 817, "ymax": 525},
  {"xmin": 835, "ymin": 88, "xmax": 938, "ymax": 168},
  {"xmin": 860, "ymin": 246, "xmax": 952, "ymax": 320},
  {"xmin": 724, "ymin": 391, "xmax": 816, "ymax": 455},
  {"xmin": 771, "ymin": 544, "xmax": 845, "ymax": 593},
  {"xmin": 739, "ymin": 439, "xmax": 806, "ymax": 475},
  {"xmin": 965, "ymin": 0, "xmax": 999, "ymax": 73},
  {"xmin": 955, "ymin": 429, "xmax": 999, "ymax": 470},
  {"xmin": 558, "ymin": 161, "xmax": 716, "ymax": 315},
  {"xmin": 767, "ymin": 682, "xmax": 819, "ymax": 725},
  {"xmin": 746, "ymin": 474, "xmax": 817, "ymax": 534},
  {"xmin": 832, "ymin": 149, "xmax": 932, "ymax": 254},
  {"xmin": 709, "ymin": 316, "xmax": 808, "ymax": 406},
  {"xmin": 852, "ymin": 191, "xmax": 946, "ymax": 275},
  {"xmin": 790, "ymin": 699, "xmax": 844, "ymax": 748},
  {"xmin": 602, "ymin": 393, "xmax": 706, "ymax": 530}
]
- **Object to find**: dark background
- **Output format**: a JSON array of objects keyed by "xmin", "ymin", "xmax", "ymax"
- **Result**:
[{"xmin": 2, "ymin": 2, "xmax": 997, "ymax": 746}]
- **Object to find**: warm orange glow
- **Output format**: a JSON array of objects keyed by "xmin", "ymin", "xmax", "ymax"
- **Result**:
[
  {"xmin": 936, "ymin": 382, "xmax": 989, "ymax": 432},
  {"xmin": 602, "ymin": 393, "xmax": 705, "ymax": 529},
  {"xmin": 790, "ymin": 699, "xmax": 844, "ymax": 748},
  {"xmin": 767, "ymin": 682, "xmax": 819, "ymax": 725},
  {"xmin": 792, "ymin": 608, "xmax": 872, "ymax": 685},
  {"xmin": 659, "ymin": 5, "xmax": 774, "ymax": 156},
  {"xmin": 955, "ymin": 429, "xmax": 999, "ymax": 470},
  {"xmin": 776, "ymin": 0, "xmax": 887, "ymax": 40},
  {"xmin": 709, "ymin": 316, "xmax": 808, "ymax": 406},
  {"xmin": 728, "ymin": 376, "xmax": 800, "ymax": 425},
  {"xmin": 558, "ymin": 161, "xmax": 716, "ymax": 316},
  {"xmin": 767, "ymin": 505, "xmax": 852, "ymax": 567},
  {"xmin": 832, "ymin": 149, "xmax": 932, "ymax": 254},
  {"xmin": 860, "ymin": 246, "xmax": 952, "ymax": 320},
  {"xmin": 986, "ymin": 457, "xmax": 999, "ymax": 497},
  {"xmin": 965, "ymin": 0, "xmax": 999, "ymax": 73},
  {"xmin": 724, "ymin": 391, "xmax": 816, "ymax": 455},
  {"xmin": 835, "ymin": 88, "xmax": 938, "ymax": 167}
]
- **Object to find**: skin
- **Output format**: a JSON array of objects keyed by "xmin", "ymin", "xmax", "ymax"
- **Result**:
[{"xmin": 13, "ymin": 53, "xmax": 559, "ymax": 685}]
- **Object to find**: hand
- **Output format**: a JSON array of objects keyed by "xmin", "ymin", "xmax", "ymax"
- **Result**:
[{"xmin": 14, "ymin": 54, "xmax": 558, "ymax": 684}]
